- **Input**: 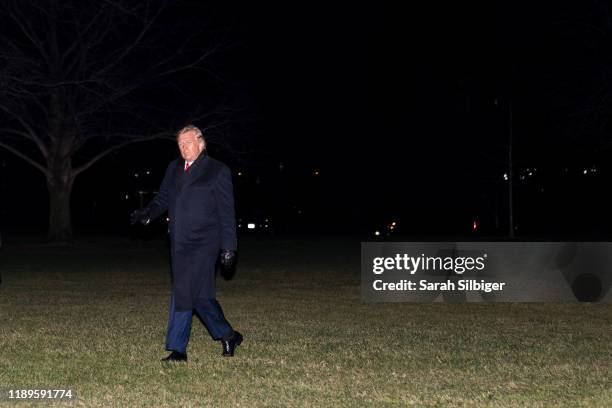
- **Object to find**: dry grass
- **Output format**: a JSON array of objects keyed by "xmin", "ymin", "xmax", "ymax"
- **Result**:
[{"xmin": 0, "ymin": 235, "xmax": 610, "ymax": 407}]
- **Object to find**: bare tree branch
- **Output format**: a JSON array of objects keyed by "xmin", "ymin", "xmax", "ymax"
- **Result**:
[
  {"xmin": 0, "ymin": 141, "xmax": 47, "ymax": 174},
  {"xmin": 2, "ymin": 8, "xmax": 48, "ymax": 60},
  {"xmin": 90, "ymin": 3, "xmax": 164, "ymax": 80},
  {"xmin": 61, "ymin": 5, "xmax": 108, "ymax": 63},
  {"xmin": 156, "ymin": 43, "xmax": 222, "ymax": 78},
  {"xmin": 73, "ymin": 132, "xmax": 174, "ymax": 177},
  {"xmin": 0, "ymin": 105, "xmax": 49, "ymax": 158},
  {"xmin": 1, "ymin": 73, "xmax": 103, "ymax": 88}
]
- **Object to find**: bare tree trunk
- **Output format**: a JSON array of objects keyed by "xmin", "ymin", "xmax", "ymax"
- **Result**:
[
  {"xmin": 46, "ymin": 91, "xmax": 75, "ymax": 242},
  {"xmin": 46, "ymin": 171, "xmax": 74, "ymax": 242}
]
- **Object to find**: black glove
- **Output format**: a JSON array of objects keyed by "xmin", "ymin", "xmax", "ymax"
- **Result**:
[
  {"xmin": 220, "ymin": 249, "xmax": 236, "ymax": 269},
  {"xmin": 130, "ymin": 208, "xmax": 151, "ymax": 226}
]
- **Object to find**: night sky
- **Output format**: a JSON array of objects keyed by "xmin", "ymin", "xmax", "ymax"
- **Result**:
[{"xmin": 1, "ymin": 1, "xmax": 612, "ymax": 237}]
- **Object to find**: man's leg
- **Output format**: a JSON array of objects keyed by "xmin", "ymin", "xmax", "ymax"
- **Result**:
[
  {"xmin": 193, "ymin": 298, "xmax": 234, "ymax": 340},
  {"xmin": 194, "ymin": 298, "xmax": 244, "ymax": 357},
  {"xmin": 165, "ymin": 291, "xmax": 193, "ymax": 354}
]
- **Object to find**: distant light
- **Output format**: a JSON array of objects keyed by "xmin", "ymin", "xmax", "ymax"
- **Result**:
[
  {"xmin": 134, "ymin": 173, "xmax": 139, "ymax": 178},
  {"xmin": 146, "ymin": 170, "xmax": 151, "ymax": 175},
  {"xmin": 528, "ymin": 172, "xmax": 532, "ymax": 177},
  {"xmin": 238, "ymin": 224, "xmax": 242, "ymax": 228},
  {"xmin": 503, "ymin": 173, "xmax": 508, "ymax": 181},
  {"xmin": 125, "ymin": 194, "xmax": 129, "ymax": 200},
  {"xmin": 583, "ymin": 169, "xmax": 587, "ymax": 175},
  {"xmin": 166, "ymin": 217, "xmax": 170, "ymax": 222},
  {"xmin": 375, "ymin": 231, "xmax": 380, "ymax": 236},
  {"xmin": 313, "ymin": 169, "xmax": 320, "ymax": 176},
  {"xmin": 238, "ymin": 171, "xmax": 242, "ymax": 176},
  {"xmin": 247, "ymin": 223, "xmax": 256, "ymax": 229},
  {"xmin": 391, "ymin": 221, "xmax": 396, "ymax": 226}
]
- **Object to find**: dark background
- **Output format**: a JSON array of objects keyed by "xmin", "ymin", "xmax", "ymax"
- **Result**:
[{"xmin": 2, "ymin": 0, "xmax": 612, "ymax": 239}]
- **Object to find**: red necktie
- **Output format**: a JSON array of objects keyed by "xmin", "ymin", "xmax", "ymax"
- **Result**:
[{"xmin": 184, "ymin": 162, "xmax": 190, "ymax": 172}]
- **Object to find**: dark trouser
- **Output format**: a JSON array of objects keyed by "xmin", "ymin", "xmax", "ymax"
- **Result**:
[{"xmin": 165, "ymin": 292, "xmax": 234, "ymax": 354}]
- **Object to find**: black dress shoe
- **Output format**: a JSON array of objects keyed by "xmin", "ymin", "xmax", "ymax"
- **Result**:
[
  {"xmin": 221, "ymin": 331, "xmax": 243, "ymax": 357},
  {"xmin": 161, "ymin": 351, "xmax": 187, "ymax": 362}
]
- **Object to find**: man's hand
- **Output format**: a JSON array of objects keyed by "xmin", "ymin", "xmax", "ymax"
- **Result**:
[
  {"xmin": 220, "ymin": 249, "xmax": 236, "ymax": 269},
  {"xmin": 130, "ymin": 208, "xmax": 151, "ymax": 226}
]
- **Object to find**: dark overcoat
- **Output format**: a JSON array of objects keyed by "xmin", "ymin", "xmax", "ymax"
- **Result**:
[{"xmin": 147, "ymin": 152, "xmax": 237, "ymax": 311}]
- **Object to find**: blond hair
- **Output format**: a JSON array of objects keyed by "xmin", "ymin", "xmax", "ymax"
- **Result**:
[{"xmin": 177, "ymin": 125, "xmax": 206, "ymax": 147}]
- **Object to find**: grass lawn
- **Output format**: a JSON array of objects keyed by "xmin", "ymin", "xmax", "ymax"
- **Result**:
[{"xmin": 0, "ymin": 235, "xmax": 610, "ymax": 407}]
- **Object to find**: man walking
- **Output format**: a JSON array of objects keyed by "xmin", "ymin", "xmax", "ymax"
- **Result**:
[{"xmin": 131, "ymin": 125, "xmax": 242, "ymax": 361}]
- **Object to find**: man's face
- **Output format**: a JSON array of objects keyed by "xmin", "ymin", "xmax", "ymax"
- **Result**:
[{"xmin": 178, "ymin": 130, "xmax": 205, "ymax": 162}]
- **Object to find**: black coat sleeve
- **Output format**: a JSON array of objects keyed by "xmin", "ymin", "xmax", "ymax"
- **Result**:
[
  {"xmin": 214, "ymin": 165, "xmax": 237, "ymax": 251},
  {"xmin": 146, "ymin": 162, "xmax": 174, "ymax": 221}
]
